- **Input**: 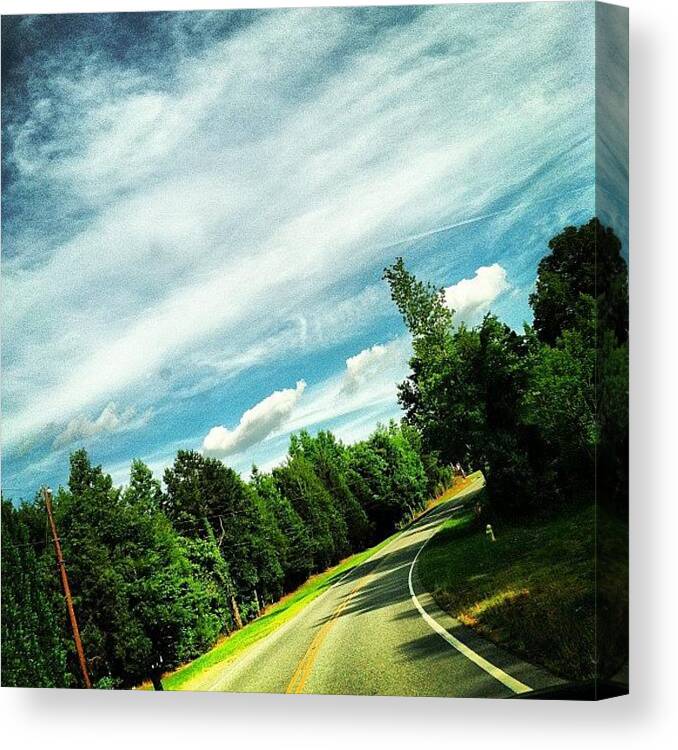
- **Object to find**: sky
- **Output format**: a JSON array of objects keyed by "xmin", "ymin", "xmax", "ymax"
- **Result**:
[{"xmin": 1, "ymin": 3, "xmax": 627, "ymax": 499}]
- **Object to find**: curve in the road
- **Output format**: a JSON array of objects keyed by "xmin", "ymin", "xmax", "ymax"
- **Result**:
[
  {"xmin": 183, "ymin": 480, "xmax": 559, "ymax": 696},
  {"xmin": 407, "ymin": 523, "xmax": 533, "ymax": 695}
]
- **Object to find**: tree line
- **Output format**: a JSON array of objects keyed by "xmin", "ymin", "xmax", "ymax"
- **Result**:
[
  {"xmin": 1, "ymin": 216, "xmax": 628, "ymax": 690},
  {"xmin": 384, "ymin": 217, "xmax": 628, "ymax": 520},
  {"xmin": 2, "ymin": 423, "xmax": 448, "ymax": 689}
]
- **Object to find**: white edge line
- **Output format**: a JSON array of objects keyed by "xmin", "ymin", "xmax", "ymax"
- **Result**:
[{"xmin": 407, "ymin": 518, "xmax": 533, "ymax": 696}]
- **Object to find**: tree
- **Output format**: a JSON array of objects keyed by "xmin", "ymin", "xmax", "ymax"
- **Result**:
[
  {"xmin": 273, "ymin": 454, "xmax": 348, "ymax": 569},
  {"xmin": 596, "ymin": 333, "xmax": 629, "ymax": 515},
  {"xmin": 162, "ymin": 451, "xmax": 265, "ymax": 621},
  {"xmin": 528, "ymin": 218, "xmax": 628, "ymax": 513},
  {"xmin": 250, "ymin": 468, "xmax": 313, "ymax": 591},
  {"xmin": 398, "ymin": 423, "xmax": 453, "ymax": 498},
  {"xmin": 383, "ymin": 258, "xmax": 567, "ymax": 517},
  {"xmin": 124, "ymin": 459, "xmax": 163, "ymax": 514},
  {"xmin": 384, "ymin": 258, "xmax": 487, "ymax": 468},
  {"xmin": 522, "ymin": 328, "xmax": 596, "ymax": 494},
  {"xmin": 529, "ymin": 217, "xmax": 628, "ymax": 345},
  {"xmin": 54, "ymin": 451, "xmax": 219, "ymax": 688},
  {"xmin": 346, "ymin": 423, "xmax": 428, "ymax": 539},
  {"xmin": 289, "ymin": 431, "xmax": 371, "ymax": 550},
  {"xmin": 1, "ymin": 499, "xmax": 70, "ymax": 688}
]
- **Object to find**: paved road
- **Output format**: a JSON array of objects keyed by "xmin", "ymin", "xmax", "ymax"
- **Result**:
[{"xmin": 186, "ymin": 482, "xmax": 559, "ymax": 697}]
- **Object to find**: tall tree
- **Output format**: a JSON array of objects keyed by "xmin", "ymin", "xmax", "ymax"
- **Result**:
[
  {"xmin": 250, "ymin": 468, "xmax": 313, "ymax": 591},
  {"xmin": 384, "ymin": 258, "xmax": 485, "ymax": 468},
  {"xmin": 346, "ymin": 423, "xmax": 428, "ymax": 538},
  {"xmin": 55, "ymin": 451, "xmax": 219, "ymax": 689},
  {"xmin": 273, "ymin": 454, "xmax": 349, "ymax": 569},
  {"xmin": 289, "ymin": 431, "xmax": 371, "ymax": 550},
  {"xmin": 529, "ymin": 217, "xmax": 628, "ymax": 345},
  {"xmin": 1, "ymin": 499, "xmax": 70, "ymax": 688},
  {"xmin": 162, "ymin": 451, "xmax": 264, "ymax": 620}
]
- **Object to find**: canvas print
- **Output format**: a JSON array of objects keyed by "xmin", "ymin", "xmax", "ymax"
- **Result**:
[{"xmin": 1, "ymin": 2, "xmax": 628, "ymax": 699}]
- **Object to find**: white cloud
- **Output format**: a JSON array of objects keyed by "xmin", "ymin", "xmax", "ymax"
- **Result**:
[
  {"xmin": 341, "ymin": 344, "xmax": 390, "ymax": 395},
  {"xmin": 203, "ymin": 380, "xmax": 307, "ymax": 458},
  {"xmin": 233, "ymin": 342, "xmax": 411, "ymax": 476},
  {"xmin": 3, "ymin": 3, "xmax": 596, "ymax": 457},
  {"xmin": 443, "ymin": 264, "xmax": 510, "ymax": 323},
  {"xmin": 281, "ymin": 337, "xmax": 411, "ymax": 436},
  {"xmin": 53, "ymin": 402, "xmax": 151, "ymax": 449}
]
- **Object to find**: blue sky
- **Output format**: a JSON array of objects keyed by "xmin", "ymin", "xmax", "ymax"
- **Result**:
[{"xmin": 1, "ymin": 3, "xmax": 626, "ymax": 499}]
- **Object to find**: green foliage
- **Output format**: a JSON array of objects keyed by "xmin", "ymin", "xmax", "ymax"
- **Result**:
[
  {"xmin": 4, "ymin": 419, "xmax": 429, "ymax": 688},
  {"xmin": 597, "ymin": 333, "xmax": 629, "ymax": 515},
  {"xmin": 384, "ymin": 216, "xmax": 628, "ymax": 519},
  {"xmin": 346, "ymin": 422, "xmax": 428, "ymax": 539},
  {"xmin": 2, "ymin": 216, "xmax": 627, "ymax": 688},
  {"xmin": 527, "ymin": 218, "xmax": 628, "ymax": 513},
  {"xmin": 251, "ymin": 468, "xmax": 313, "ymax": 590},
  {"xmin": 163, "ymin": 450, "xmax": 273, "ymax": 616},
  {"xmin": 52, "ymin": 452, "xmax": 222, "ymax": 687},
  {"xmin": 399, "ymin": 423, "xmax": 453, "ymax": 497},
  {"xmin": 289, "ymin": 431, "xmax": 371, "ymax": 549},
  {"xmin": 1, "ymin": 500, "xmax": 71, "ymax": 688},
  {"xmin": 384, "ymin": 259, "xmax": 484, "ymax": 467},
  {"xmin": 273, "ymin": 454, "xmax": 349, "ymax": 569},
  {"xmin": 529, "ymin": 217, "xmax": 628, "ymax": 345},
  {"xmin": 523, "ymin": 328, "xmax": 597, "ymax": 493},
  {"xmin": 383, "ymin": 257, "xmax": 453, "ymax": 339}
]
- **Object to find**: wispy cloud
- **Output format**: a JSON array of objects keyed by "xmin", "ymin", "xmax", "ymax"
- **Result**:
[
  {"xmin": 1, "ymin": 4, "xmax": 599, "ymax": 491},
  {"xmin": 280, "ymin": 337, "xmax": 411, "ymax": 437},
  {"xmin": 53, "ymin": 402, "xmax": 152, "ymax": 449}
]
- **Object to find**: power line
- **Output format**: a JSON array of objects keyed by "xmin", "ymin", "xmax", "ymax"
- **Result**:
[{"xmin": 7, "ymin": 510, "xmax": 269, "ymax": 551}]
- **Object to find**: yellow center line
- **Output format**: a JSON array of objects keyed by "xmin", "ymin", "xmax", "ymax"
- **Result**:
[
  {"xmin": 285, "ymin": 566, "xmax": 377, "ymax": 694},
  {"xmin": 285, "ymin": 487, "xmax": 480, "ymax": 694}
]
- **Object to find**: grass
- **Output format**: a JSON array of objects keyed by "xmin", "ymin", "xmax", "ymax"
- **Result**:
[
  {"xmin": 160, "ymin": 530, "xmax": 401, "ymax": 690},
  {"xmin": 159, "ymin": 474, "xmax": 481, "ymax": 690},
  {"xmin": 417, "ymin": 503, "xmax": 628, "ymax": 682},
  {"xmin": 415, "ymin": 471, "xmax": 485, "ymax": 517}
]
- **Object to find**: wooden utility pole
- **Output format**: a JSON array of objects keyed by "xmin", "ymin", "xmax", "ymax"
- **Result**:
[{"xmin": 43, "ymin": 487, "xmax": 92, "ymax": 689}]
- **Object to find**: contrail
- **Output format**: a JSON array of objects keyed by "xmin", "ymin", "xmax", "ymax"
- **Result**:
[{"xmin": 375, "ymin": 185, "xmax": 591, "ymax": 254}]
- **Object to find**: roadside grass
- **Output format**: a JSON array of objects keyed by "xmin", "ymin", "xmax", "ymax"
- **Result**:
[
  {"xmin": 160, "ymin": 530, "xmax": 400, "ymax": 690},
  {"xmin": 417, "ymin": 504, "xmax": 628, "ymax": 682},
  {"xmin": 417, "ymin": 471, "xmax": 485, "ymax": 517},
  {"xmin": 159, "ymin": 474, "xmax": 482, "ymax": 690}
]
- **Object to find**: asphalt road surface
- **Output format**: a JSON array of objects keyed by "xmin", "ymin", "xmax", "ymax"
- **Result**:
[{"xmin": 187, "ymin": 482, "xmax": 559, "ymax": 697}]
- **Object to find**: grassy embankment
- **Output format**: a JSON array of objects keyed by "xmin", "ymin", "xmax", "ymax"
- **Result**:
[
  {"xmin": 158, "ymin": 474, "xmax": 476, "ymax": 690},
  {"xmin": 422, "ymin": 470, "xmax": 484, "ymax": 511},
  {"xmin": 417, "ymin": 502, "xmax": 628, "ymax": 682},
  {"xmin": 160, "ymin": 530, "xmax": 400, "ymax": 690}
]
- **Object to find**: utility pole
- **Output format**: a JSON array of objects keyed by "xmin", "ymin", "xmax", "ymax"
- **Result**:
[{"xmin": 43, "ymin": 487, "xmax": 92, "ymax": 689}]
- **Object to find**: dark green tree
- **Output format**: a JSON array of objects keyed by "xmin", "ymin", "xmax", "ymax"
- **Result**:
[
  {"xmin": 289, "ymin": 430, "xmax": 371, "ymax": 550},
  {"xmin": 250, "ymin": 468, "xmax": 313, "ymax": 591},
  {"xmin": 162, "ymin": 451, "xmax": 263, "ymax": 620},
  {"xmin": 55, "ymin": 451, "xmax": 218, "ymax": 689},
  {"xmin": 529, "ymin": 217, "xmax": 628, "ymax": 345},
  {"xmin": 273, "ymin": 454, "xmax": 349, "ymax": 569},
  {"xmin": 384, "ymin": 258, "xmax": 485, "ymax": 468},
  {"xmin": 346, "ymin": 423, "xmax": 428, "ymax": 538},
  {"xmin": 1, "ymin": 499, "xmax": 70, "ymax": 688}
]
